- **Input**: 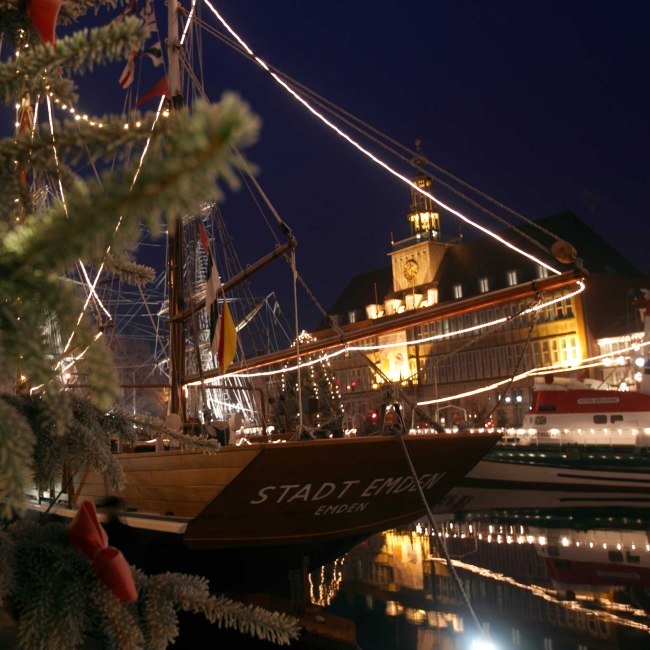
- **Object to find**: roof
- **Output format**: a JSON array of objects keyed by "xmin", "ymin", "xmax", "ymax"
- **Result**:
[
  {"xmin": 328, "ymin": 211, "xmax": 647, "ymax": 321},
  {"xmin": 327, "ymin": 266, "xmax": 393, "ymax": 317}
]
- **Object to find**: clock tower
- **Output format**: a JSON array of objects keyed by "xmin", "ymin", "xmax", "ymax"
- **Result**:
[{"xmin": 389, "ymin": 153, "xmax": 448, "ymax": 293}]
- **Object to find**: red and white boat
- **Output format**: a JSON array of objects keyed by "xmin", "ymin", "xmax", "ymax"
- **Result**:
[
  {"xmin": 518, "ymin": 375, "xmax": 650, "ymax": 448},
  {"xmin": 435, "ymin": 373, "xmax": 650, "ymax": 514}
]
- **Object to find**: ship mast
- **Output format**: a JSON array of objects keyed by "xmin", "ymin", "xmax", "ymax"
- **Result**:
[{"xmin": 166, "ymin": 0, "xmax": 185, "ymax": 420}]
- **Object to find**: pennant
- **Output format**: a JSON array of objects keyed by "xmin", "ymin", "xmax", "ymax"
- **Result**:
[
  {"xmin": 117, "ymin": 0, "xmax": 159, "ymax": 88},
  {"xmin": 142, "ymin": 41, "xmax": 163, "ymax": 67},
  {"xmin": 135, "ymin": 76, "xmax": 170, "ymax": 107},
  {"xmin": 140, "ymin": 0, "xmax": 158, "ymax": 36},
  {"xmin": 118, "ymin": 51, "xmax": 137, "ymax": 89}
]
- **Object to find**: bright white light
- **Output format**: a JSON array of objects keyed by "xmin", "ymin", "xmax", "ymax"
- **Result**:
[
  {"xmin": 471, "ymin": 639, "xmax": 498, "ymax": 650},
  {"xmin": 635, "ymin": 357, "xmax": 646, "ymax": 368}
]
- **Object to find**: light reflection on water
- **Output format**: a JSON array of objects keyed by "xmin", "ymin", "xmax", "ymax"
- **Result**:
[{"xmin": 313, "ymin": 509, "xmax": 650, "ymax": 649}]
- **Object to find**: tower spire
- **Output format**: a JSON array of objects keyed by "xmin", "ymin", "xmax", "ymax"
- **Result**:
[{"xmin": 407, "ymin": 139, "xmax": 440, "ymax": 240}]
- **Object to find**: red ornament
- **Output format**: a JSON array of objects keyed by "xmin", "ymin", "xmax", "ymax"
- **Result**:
[
  {"xmin": 68, "ymin": 501, "xmax": 138, "ymax": 603},
  {"xmin": 26, "ymin": 0, "xmax": 65, "ymax": 46}
]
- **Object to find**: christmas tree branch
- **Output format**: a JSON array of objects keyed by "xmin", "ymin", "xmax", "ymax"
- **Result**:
[
  {"xmin": 104, "ymin": 253, "xmax": 156, "ymax": 286},
  {"xmin": 0, "ymin": 18, "xmax": 145, "ymax": 103},
  {"xmin": 4, "ymin": 94, "xmax": 259, "ymax": 273}
]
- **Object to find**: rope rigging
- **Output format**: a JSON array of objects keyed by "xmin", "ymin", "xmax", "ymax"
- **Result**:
[{"xmin": 188, "ymin": 4, "xmax": 578, "ymax": 268}]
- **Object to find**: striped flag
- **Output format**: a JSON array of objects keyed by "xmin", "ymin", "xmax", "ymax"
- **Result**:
[
  {"xmin": 196, "ymin": 222, "xmax": 237, "ymax": 371},
  {"xmin": 118, "ymin": 51, "xmax": 137, "ymax": 88}
]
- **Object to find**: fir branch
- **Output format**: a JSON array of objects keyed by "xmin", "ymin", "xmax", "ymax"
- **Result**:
[
  {"xmin": 4, "ymin": 522, "xmax": 300, "ymax": 649},
  {"xmin": 0, "ymin": 394, "xmax": 140, "ymax": 508},
  {"xmin": 9, "ymin": 522, "xmax": 93, "ymax": 650},
  {"xmin": 0, "ymin": 265, "xmax": 105, "ymax": 390},
  {"xmin": 0, "ymin": 398, "xmax": 36, "ymax": 519},
  {"xmin": 60, "ymin": 0, "xmax": 127, "ymax": 23},
  {"xmin": 89, "ymin": 581, "xmax": 144, "ymax": 650},
  {"xmin": 206, "ymin": 595, "xmax": 302, "ymax": 646},
  {"xmin": 4, "ymin": 94, "xmax": 260, "ymax": 273},
  {"xmin": 132, "ymin": 414, "xmax": 221, "ymax": 453},
  {"xmin": 0, "ymin": 530, "xmax": 15, "ymax": 601},
  {"xmin": 137, "ymin": 572, "xmax": 301, "ymax": 649},
  {"xmin": 0, "ymin": 18, "xmax": 145, "ymax": 104},
  {"xmin": 0, "ymin": 112, "xmax": 164, "ymax": 172},
  {"xmin": 104, "ymin": 253, "xmax": 156, "ymax": 286}
]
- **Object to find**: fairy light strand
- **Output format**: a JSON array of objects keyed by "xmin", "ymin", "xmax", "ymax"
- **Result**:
[
  {"xmin": 201, "ymin": 0, "xmax": 562, "ymax": 275},
  {"xmin": 417, "ymin": 338, "xmax": 650, "ymax": 406},
  {"xmin": 186, "ymin": 281, "xmax": 585, "ymax": 386},
  {"xmin": 44, "ymin": 95, "xmax": 112, "ymax": 356},
  {"xmin": 81, "ymin": 0, "xmax": 197, "ymax": 311}
]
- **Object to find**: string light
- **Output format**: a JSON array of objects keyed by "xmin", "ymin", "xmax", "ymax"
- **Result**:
[
  {"xmin": 201, "ymin": 0, "xmax": 562, "ymax": 275},
  {"xmin": 42, "ymin": 95, "xmax": 112, "ymax": 357},
  {"xmin": 186, "ymin": 281, "xmax": 586, "ymax": 386},
  {"xmin": 417, "ymin": 338, "xmax": 650, "ymax": 406},
  {"xmin": 60, "ymin": 0, "xmax": 201, "ymax": 353}
]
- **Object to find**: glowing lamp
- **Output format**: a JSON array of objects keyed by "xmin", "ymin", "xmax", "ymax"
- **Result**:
[{"xmin": 27, "ymin": 0, "xmax": 65, "ymax": 45}]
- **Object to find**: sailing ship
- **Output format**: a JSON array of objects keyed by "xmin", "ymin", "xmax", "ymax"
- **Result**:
[{"xmin": 14, "ymin": 0, "xmax": 509, "ymax": 558}]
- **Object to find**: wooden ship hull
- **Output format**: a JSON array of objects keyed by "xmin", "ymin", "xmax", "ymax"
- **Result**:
[{"xmin": 32, "ymin": 432, "xmax": 499, "ymax": 552}]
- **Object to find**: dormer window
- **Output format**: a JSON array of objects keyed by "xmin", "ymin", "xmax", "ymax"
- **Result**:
[
  {"xmin": 478, "ymin": 277, "xmax": 489, "ymax": 293},
  {"xmin": 506, "ymin": 270, "xmax": 518, "ymax": 286},
  {"xmin": 453, "ymin": 284, "xmax": 463, "ymax": 299}
]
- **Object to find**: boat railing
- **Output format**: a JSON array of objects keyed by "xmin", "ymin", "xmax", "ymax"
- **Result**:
[{"xmin": 410, "ymin": 425, "xmax": 648, "ymax": 448}]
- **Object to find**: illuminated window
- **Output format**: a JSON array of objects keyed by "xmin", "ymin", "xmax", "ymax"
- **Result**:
[
  {"xmin": 453, "ymin": 284, "xmax": 463, "ymax": 299},
  {"xmin": 537, "ymin": 264, "xmax": 549, "ymax": 279},
  {"xmin": 506, "ymin": 270, "xmax": 518, "ymax": 286},
  {"xmin": 478, "ymin": 277, "xmax": 489, "ymax": 293}
]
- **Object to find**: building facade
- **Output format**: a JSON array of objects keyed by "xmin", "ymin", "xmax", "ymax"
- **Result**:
[{"xmin": 322, "ymin": 173, "xmax": 648, "ymax": 428}]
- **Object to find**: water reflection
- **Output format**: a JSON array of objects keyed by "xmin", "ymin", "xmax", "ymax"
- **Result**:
[{"xmin": 314, "ymin": 510, "xmax": 650, "ymax": 649}]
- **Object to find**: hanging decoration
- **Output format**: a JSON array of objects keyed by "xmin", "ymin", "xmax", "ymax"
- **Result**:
[
  {"xmin": 26, "ymin": 0, "xmax": 65, "ymax": 46},
  {"xmin": 68, "ymin": 501, "xmax": 138, "ymax": 603}
]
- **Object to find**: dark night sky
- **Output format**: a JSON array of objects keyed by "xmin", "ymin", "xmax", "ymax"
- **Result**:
[{"xmin": 64, "ymin": 1, "xmax": 650, "ymax": 322}]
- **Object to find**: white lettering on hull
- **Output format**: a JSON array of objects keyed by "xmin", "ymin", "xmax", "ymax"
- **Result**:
[
  {"xmin": 249, "ymin": 473, "xmax": 445, "ymax": 510},
  {"xmin": 314, "ymin": 502, "xmax": 369, "ymax": 516}
]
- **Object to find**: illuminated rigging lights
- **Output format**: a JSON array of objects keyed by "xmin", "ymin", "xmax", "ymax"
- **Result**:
[
  {"xmin": 185, "ymin": 281, "xmax": 586, "ymax": 386},
  {"xmin": 42, "ymin": 94, "xmax": 112, "ymax": 360},
  {"xmin": 418, "ymin": 337, "xmax": 650, "ymax": 407},
  {"xmin": 56, "ymin": 0, "xmax": 197, "ymax": 355},
  {"xmin": 201, "ymin": 0, "xmax": 562, "ymax": 276}
]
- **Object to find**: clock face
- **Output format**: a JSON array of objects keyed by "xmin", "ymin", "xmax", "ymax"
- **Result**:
[{"xmin": 403, "ymin": 259, "xmax": 419, "ymax": 282}]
